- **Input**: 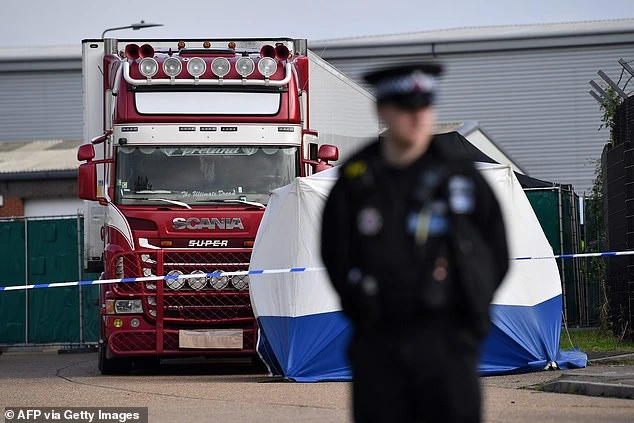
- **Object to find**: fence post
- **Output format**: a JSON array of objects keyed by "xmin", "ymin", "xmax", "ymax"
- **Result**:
[
  {"xmin": 558, "ymin": 186, "xmax": 568, "ymax": 324},
  {"xmin": 77, "ymin": 212, "xmax": 84, "ymax": 345},
  {"xmin": 24, "ymin": 217, "xmax": 29, "ymax": 344}
]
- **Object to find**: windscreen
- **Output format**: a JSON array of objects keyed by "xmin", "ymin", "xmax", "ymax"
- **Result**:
[{"xmin": 115, "ymin": 145, "xmax": 298, "ymax": 206}]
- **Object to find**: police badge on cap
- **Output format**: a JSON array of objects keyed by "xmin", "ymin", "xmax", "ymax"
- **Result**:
[{"xmin": 363, "ymin": 63, "xmax": 443, "ymax": 110}]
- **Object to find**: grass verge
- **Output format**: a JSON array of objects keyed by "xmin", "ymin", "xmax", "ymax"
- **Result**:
[{"xmin": 560, "ymin": 328, "xmax": 634, "ymax": 353}]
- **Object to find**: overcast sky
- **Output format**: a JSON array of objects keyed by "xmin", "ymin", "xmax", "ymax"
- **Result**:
[{"xmin": 3, "ymin": 0, "xmax": 633, "ymax": 48}]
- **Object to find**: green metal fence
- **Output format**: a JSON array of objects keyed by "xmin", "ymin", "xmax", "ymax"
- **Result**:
[
  {"xmin": 524, "ymin": 187, "xmax": 601, "ymax": 326},
  {"xmin": 0, "ymin": 215, "xmax": 100, "ymax": 346},
  {"xmin": 0, "ymin": 196, "xmax": 601, "ymax": 345}
]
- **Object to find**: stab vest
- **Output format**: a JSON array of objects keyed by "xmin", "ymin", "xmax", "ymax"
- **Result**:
[{"xmin": 340, "ymin": 138, "xmax": 500, "ymax": 337}]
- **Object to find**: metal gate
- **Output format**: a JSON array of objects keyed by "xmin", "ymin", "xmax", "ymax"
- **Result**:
[
  {"xmin": 0, "ymin": 214, "xmax": 100, "ymax": 347},
  {"xmin": 524, "ymin": 187, "xmax": 602, "ymax": 327}
]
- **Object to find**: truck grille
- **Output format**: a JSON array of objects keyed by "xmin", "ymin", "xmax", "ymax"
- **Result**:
[
  {"xmin": 109, "ymin": 328, "xmax": 256, "ymax": 354},
  {"xmin": 108, "ymin": 250, "xmax": 254, "ymax": 324}
]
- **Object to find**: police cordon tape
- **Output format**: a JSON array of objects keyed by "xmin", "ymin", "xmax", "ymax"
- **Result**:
[
  {"xmin": 1, "ymin": 250, "xmax": 634, "ymax": 293},
  {"xmin": 0, "ymin": 267, "xmax": 324, "ymax": 292}
]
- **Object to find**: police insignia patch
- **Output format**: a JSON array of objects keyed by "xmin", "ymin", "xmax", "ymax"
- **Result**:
[
  {"xmin": 448, "ymin": 175, "xmax": 475, "ymax": 214},
  {"xmin": 357, "ymin": 207, "xmax": 383, "ymax": 236}
]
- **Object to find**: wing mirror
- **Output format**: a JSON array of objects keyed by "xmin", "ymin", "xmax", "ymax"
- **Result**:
[
  {"xmin": 317, "ymin": 145, "xmax": 338, "ymax": 162},
  {"xmin": 77, "ymin": 144, "xmax": 95, "ymax": 161}
]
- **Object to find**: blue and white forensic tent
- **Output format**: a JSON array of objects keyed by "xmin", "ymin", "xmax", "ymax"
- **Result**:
[
  {"xmin": 249, "ymin": 145, "xmax": 587, "ymax": 381},
  {"xmin": 476, "ymin": 163, "xmax": 587, "ymax": 375},
  {"xmin": 249, "ymin": 166, "xmax": 353, "ymax": 381}
]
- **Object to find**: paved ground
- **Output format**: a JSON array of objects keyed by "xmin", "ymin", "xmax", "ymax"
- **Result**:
[{"xmin": 1, "ymin": 349, "xmax": 633, "ymax": 422}]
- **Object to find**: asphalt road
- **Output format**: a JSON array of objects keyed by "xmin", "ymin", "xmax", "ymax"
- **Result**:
[{"xmin": 1, "ymin": 350, "xmax": 633, "ymax": 422}]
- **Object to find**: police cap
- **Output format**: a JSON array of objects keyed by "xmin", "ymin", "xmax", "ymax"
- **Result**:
[{"xmin": 363, "ymin": 63, "xmax": 443, "ymax": 110}]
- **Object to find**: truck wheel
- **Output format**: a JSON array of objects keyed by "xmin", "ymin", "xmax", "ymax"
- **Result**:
[
  {"xmin": 98, "ymin": 343, "xmax": 132, "ymax": 375},
  {"xmin": 251, "ymin": 354, "xmax": 269, "ymax": 374},
  {"xmin": 133, "ymin": 356, "xmax": 160, "ymax": 370}
]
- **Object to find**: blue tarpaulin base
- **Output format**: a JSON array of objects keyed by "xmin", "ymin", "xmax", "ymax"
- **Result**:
[
  {"xmin": 257, "ymin": 311, "xmax": 353, "ymax": 382},
  {"xmin": 257, "ymin": 295, "xmax": 587, "ymax": 381},
  {"xmin": 480, "ymin": 294, "xmax": 588, "ymax": 375}
]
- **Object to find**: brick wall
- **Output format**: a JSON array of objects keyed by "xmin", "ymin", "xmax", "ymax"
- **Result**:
[{"xmin": 0, "ymin": 196, "xmax": 24, "ymax": 217}]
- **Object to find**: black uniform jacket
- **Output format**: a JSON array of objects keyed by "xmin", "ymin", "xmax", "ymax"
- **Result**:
[{"xmin": 320, "ymin": 133, "xmax": 509, "ymax": 338}]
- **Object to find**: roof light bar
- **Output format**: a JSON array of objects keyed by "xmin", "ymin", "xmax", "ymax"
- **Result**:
[{"xmin": 123, "ymin": 61, "xmax": 293, "ymax": 86}]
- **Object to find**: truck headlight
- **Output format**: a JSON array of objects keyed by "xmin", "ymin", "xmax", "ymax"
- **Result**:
[
  {"xmin": 188, "ymin": 270, "xmax": 207, "ymax": 290},
  {"xmin": 166, "ymin": 270, "xmax": 185, "ymax": 290},
  {"xmin": 211, "ymin": 57, "xmax": 230, "ymax": 77},
  {"xmin": 106, "ymin": 299, "xmax": 143, "ymax": 314},
  {"xmin": 210, "ymin": 271, "xmax": 229, "ymax": 290},
  {"xmin": 231, "ymin": 275, "xmax": 249, "ymax": 290},
  {"xmin": 139, "ymin": 58, "xmax": 158, "ymax": 78},
  {"xmin": 236, "ymin": 57, "xmax": 255, "ymax": 77},
  {"xmin": 163, "ymin": 57, "xmax": 182, "ymax": 77},
  {"xmin": 257, "ymin": 57, "xmax": 277, "ymax": 78},
  {"xmin": 187, "ymin": 57, "xmax": 206, "ymax": 77}
]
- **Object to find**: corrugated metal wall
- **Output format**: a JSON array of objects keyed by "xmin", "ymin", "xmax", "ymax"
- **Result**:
[
  {"xmin": 317, "ymin": 44, "xmax": 634, "ymax": 194},
  {"xmin": 1, "ymin": 36, "xmax": 632, "ymax": 195},
  {"xmin": 0, "ymin": 70, "xmax": 82, "ymax": 142}
]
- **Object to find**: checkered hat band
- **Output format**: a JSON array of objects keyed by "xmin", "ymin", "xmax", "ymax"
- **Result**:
[{"xmin": 375, "ymin": 71, "xmax": 436, "ymax": 98}]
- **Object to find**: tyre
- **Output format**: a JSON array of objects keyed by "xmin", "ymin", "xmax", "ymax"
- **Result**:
[
  {"xmin": 98, "ymin": 343, "xmax": 132, "ymax": 375},
  {"xmin": 251, "ymin": 354, "xmax": 270, "ymax": 374},
  {"xmin": 133, "ymin": 356, "xmax": 160, "ymax": 370}
]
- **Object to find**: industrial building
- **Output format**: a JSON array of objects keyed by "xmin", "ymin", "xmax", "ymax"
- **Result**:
[
  {"xmin": 1, "ymin": 19, "xmax": 633, "ymax": 218},
  {"xmin": 311, "ymin": 19, "xmax": 634, "ymax": 195}
]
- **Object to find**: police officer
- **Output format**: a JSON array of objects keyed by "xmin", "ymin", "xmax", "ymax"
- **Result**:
[{"xmin": 320, "ymin": 63, "xmax": 509, "ymax": 423}]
